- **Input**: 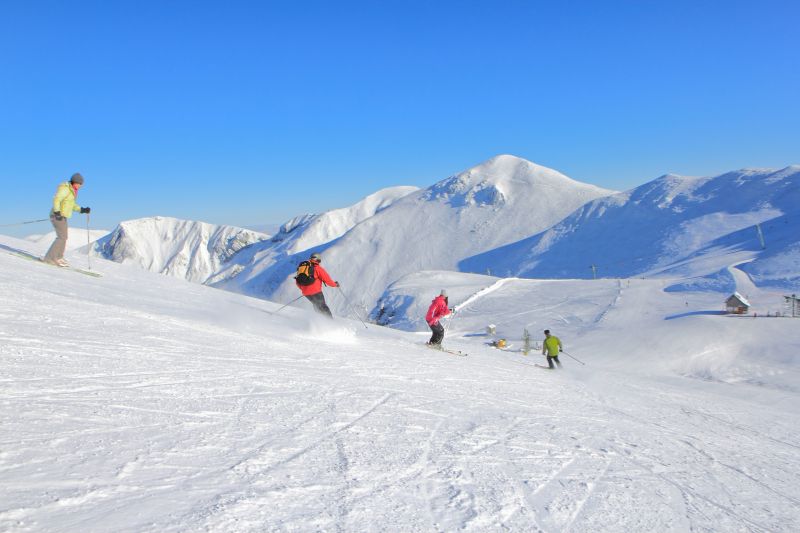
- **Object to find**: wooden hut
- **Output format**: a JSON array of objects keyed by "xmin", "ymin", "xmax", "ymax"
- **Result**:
[{"xmin": 725, "ymin": 292, "xmax": 750, "ymax": 314}]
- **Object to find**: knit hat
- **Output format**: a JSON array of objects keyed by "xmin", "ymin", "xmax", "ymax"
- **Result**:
[
  {"xmin": 440, "ymin": 289, "xmax": 447, "ymax": 297},
  {"xmin": 70, "ymin": 173, "xmax": 84, "ymax": 184}
]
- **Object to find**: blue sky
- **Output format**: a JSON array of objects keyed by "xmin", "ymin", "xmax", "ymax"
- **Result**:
[{"xmin": 2, "ymin": 1, "xmax": 798, "ymax": 236}]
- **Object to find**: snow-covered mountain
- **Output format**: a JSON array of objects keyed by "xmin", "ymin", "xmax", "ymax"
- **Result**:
[
  {"xmin": 268, "ymin": 185, "xmax": 419, "ymax": 255},
  {"xmin": 204, "ymin": 185, "xmax": 420, "ymax": 288},
  {"xmin": 93, "ymin": 188, "xmax": 419, "ymax": 290},
  {"xmin": 81, "ymin": 158, "xmax": 797, "ymax": 320},
  {"xmin": 216, "ymin": 155, "xmax": 614, "ymax": 312},
  {"xmin": 461, "ymin": 166, "xmax": 800, "ymax": 290},
  {"xmin": 93, "ymin": 216, "xmax": 268, "ymax": 283}
]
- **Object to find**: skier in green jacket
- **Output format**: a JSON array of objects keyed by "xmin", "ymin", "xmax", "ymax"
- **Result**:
[
  {"xmin": 542, "ymin": 329, "xmax": 563, "ymax": 369},
  {"xmin": 43, "ymin": 173, "xmax": 91, "ymax": 267}
]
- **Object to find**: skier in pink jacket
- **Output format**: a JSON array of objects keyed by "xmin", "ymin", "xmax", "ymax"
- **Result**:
[{"xmin": 425, "ymin": 290, "xmax": 452, "ymax": 346}]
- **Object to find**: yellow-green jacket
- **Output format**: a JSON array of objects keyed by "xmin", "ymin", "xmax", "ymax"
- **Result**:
[
  {"xmin": 51, "ymin": 182, "xmax": 82, "ymax": 219},
  {"xmin": 543, "ymin": 335, "xmax": 562, "ymax": 357}
]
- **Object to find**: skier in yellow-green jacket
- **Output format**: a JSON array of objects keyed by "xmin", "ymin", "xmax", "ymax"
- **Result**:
[
  {"xmin": 43, "ymin": 173, "xmax": 91, "ymax": 267},
  {"xmin": 542, "ymin": 329, "xmax": 563, "ymax": 369}
]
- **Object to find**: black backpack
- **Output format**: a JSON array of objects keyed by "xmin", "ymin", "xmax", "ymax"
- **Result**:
[{"xmin": 295, "ymin": 260, "xmax": 316, "ymax": 286}]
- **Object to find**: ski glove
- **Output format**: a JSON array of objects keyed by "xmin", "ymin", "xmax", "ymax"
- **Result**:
[
  {"xmin": 334, "ymin": 281, "xmax": 340, "ymax": 287},
  {"xmin": 53, "ymin": 211, "xmax": 64, "ymax": 221},
  {"xmin": 80, "ymin": 207, "xmax": 91, "ymax": 214}
]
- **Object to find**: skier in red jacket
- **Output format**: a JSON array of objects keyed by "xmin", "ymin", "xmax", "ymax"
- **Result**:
[
  {"xmin": 295, "ymin": 252, "xmax": 339, "ymax": 318},
  {"xmin": 425, "ymin": 290, "xmax": 452, "ymax": 346}
]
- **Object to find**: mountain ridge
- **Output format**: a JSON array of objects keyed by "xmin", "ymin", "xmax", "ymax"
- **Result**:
[
  {"xmin": 94, "ymin": 216, "xmax": 268, "ymax": 283},
  {"xmin": 460, "ymin": 165, "xmax": 800, "ymax": 288}
]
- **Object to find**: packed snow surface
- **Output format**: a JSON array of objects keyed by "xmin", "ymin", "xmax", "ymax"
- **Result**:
[{"xmin": 2, "ymin": 235, "xmax": 799, "ymax": 532}]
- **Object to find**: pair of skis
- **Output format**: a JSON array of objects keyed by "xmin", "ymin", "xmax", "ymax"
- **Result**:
[
  {"xmin": 425, "ymin": 342, "xmax": 566, "ymax": 368},
  {"xmin": 8, "ymin": 251, "xmax": 102, "ymax": 278},
  {"xmin": 426, "ymin": 345, "xmax": 563, "ymax": 367},
  {"xmin": 424, "ymin": 343, "xmax": 468, "ymax": 357}
]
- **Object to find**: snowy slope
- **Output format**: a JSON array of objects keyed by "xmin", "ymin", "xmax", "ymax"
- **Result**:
[
  {"xmin": 92, "ymin": 216, "xmax": 268, "ymax": 284},
  {"xmin": 460, "ymin": 166, "xmax": 800, "ymax": 290},
  {"xmin": 2, "ymin": 234, "xmax": 799, "ymax": 532},
  {"xmin": 218, "ymin": 155, "xmax": 614, "ymax": 314},
  {"xmin": 371, "ymin": 269, "xmax": 798, "ymax": 387}
]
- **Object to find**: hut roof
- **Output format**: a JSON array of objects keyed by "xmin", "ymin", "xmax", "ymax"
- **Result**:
[{"xmin": 727, "ymin": 292, "xmax": 751, "ymax": 307}]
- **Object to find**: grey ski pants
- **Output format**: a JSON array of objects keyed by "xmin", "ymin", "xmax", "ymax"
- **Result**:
[
  {"xmin": 305, "ymin": 292, "xmax": 333, "ymax": 318},
  {"xmin": 44, "ymin": 213, "xmax": 68, "ymax": 263}
]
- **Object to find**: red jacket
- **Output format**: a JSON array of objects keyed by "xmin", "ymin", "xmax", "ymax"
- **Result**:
[
  {"xmin": 426, "ymin": 295, "xmax": 450, "ymax": 325},
  {"xmin": 296, "ymin": 261, "xmax": 337, "ymax": 296}
]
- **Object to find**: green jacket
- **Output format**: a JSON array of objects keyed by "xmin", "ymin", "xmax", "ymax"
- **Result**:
[
  {"xmin": 543, "ymin": 335, "xmax": 562, "ymax": 357},
  {"xmin": 51, "ymin": 182, "xmax": 81, "ymax": 219}
]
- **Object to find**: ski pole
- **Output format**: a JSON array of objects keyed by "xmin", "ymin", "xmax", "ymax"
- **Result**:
[
  {"xmin": 337, "ymin": 286, "xmax": 368, "ymax": 329},
  {"xmin": 0, "ymin": 218, "xmax": 49, "ymax": 227},
  {"xmin": 86, "ymin": 213, "xmax": 92, "ymax": 271},
  {"xmin": 560, "ymin": 350, "xmax": 586, "ymax": 366},
  {"xmin": 444, "ymin": 306, "xmax": 457, "ymax": 333},
  {"xmin": 272, "ymin": 295, "xmax": 304, "ymax": 315}
]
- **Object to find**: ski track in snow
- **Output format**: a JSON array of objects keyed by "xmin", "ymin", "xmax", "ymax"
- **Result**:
[
  {"xmin": 454, "ymin": 277, "xmax": 519, "ymax": 313},
  {"xmin": 728, "ymin": 260, "xmax": 759, "ymax": 298},
  {"xmin": 2, "ymin": 241, "xmax": 800, "ymax": 532}
]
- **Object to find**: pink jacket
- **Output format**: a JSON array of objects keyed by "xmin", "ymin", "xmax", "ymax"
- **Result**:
[{"xmin": 425, "ymin": 295, "xmax": 450, "ymax": 325}]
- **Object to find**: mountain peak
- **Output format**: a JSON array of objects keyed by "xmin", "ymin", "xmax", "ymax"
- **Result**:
[
  {"xmin": 482, "ymin": 153, "xmax": 532, "ymax": 166},
  {"xmin": 426, "ymin": 155, "xmax": 612, "ymax": 208},
  {"xmin": 469, "ymin": 153, "xmax": 555, "ymax": 177}
]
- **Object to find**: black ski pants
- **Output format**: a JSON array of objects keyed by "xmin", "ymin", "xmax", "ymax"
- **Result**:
[
  {"xmin": 428, "ymin": 321, "xmax": 444, "ymax": 345},
  {"xmin": 547, "ymin": 355, "xmax": 562, "ymax": 369},
  {"xmin": 305, "ymin": 292, "xmax": 333, "ymax": 318}
]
